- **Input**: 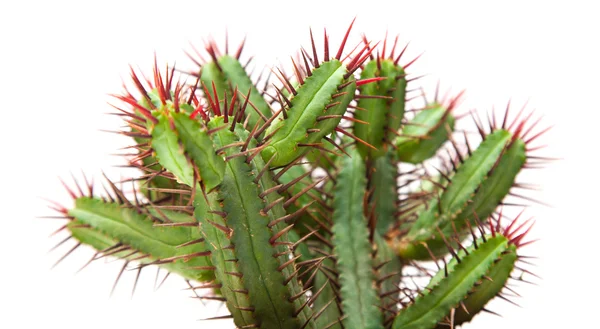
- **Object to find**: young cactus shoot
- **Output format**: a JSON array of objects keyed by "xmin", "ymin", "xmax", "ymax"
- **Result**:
[{"xmin": 43, "ymin": 20, "xmax": 549, "ymax": 329}]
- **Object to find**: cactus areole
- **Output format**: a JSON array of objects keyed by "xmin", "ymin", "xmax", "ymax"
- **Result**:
[{"xmin": 46, "ymin": 20, "xmax": 548, "ymax": 329}]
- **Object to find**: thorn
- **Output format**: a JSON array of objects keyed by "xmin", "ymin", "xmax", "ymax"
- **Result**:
[
  {"xmin": 284, "ymin": 178, "xmax": 327, "ymax": 208},
  {"xmin": 316, "ymin": 114, "xmax": 342, "ymax": 122},
  {"xmin": 51, "ymin": 242, "xmax": 81, "ymax": 269},
  {"xmin": 394, "ymin": 42, "xmax": 410, "ymax": 65},
  {"xmin": 150, "ymin": 251, "xmax": 212, "ymax": 265},
  {"xmin": 246, "ymin": 142, "xmax": 271, "ymax": 164},
  {"xmin": 76, "ymin": 251, "xmax": 99, "ymax": 273},
  {"xmin": 207, "ymin": 220, "xmax": 233, "ymax": 239},
  {"xmin": 313, "ymin": 296, "xmax": 336, "ymax": 320},
  {"xmin": 279, "ymin": 254, "xmax": 302, "ymax": 272},
  {"xmin": 269, "ymin": 224, "xmax": 295, "ymax": 245},
  {"xmin": 199, "ymin": 315, "xmax": 234, "ymax": 321},
  {"xmin": 290, "ymin": 56, "xmax": 305, "ymax": 86},
  {"xmin": 254, "ymin": 108, "xmax": 282, "ymax": 138},
  {"xmin": 259, "ymin": 184, "xmax": 284, "ymax": 198},
  {"xmin": 403, "ymin": 52, "xmax": 423, "ymax": 69},
  {"xmin": 389, "ymin": 34, "xmax": 400, "ymax": 60},
  {"xmin": 49, "ymin": 236, "xmax": 72, "ymax": 252},
  {"xmin": 335, "ymin": 127, "xmax": 377, "ymax": 150},
  {"xmin": 225, "ymin": 144, "xmax": 269, "ymax": 162},
  {"xmin": 225, "ymin": 271, "xmax": 243, "ymax": 278},
  {"xmin": 255, "ymin": 154, "xmax": 276, "ymax": 183},
  {"xmin": 300, "ymin": 49, "xmax": 313, "ymax": 77},
  {"xmin": 293, "ymin": 297, "xmax": 311, "ymax": 317},
  {"xmin": 284, "ymin": 267, "xmax": 301, "ymax": 286},
  {"xmin": 176, "ymin": 238, "xmax": 206, "ymax": 248},
  {"xmin": 356, "ymin": 77, "xmax": 386, "ymax": 87},
  {"xmin": 336, "ymin": 17, "xmax": 356, "ymax": 60},
  {"xmin": 309, "ymin": 28, "xmax": 320, "ymax": 68},
  {"xmin": 299, "ymin": 314, "xmax": 315, "ymax": 329},
  {"xmin": 323, "ymin": 28, "xmax": 330, "ymax": 62},
  {"xmin": 234, "ymin": 35, "xmax": 247, "ymax": 60},
  {"xmin": 131, "ymin": 266, "xmax": 142, "ymax": 298},
  {"xmin": 235, "ymin": 306, "xmax": 256, "ymax": 312},
  {"xmin": 345, "ymin": 41, "xmax": 380, "ymax": 78},
  {"xmin": 262, "ymin": 197, "xmax": 285, "ymax": 215},
  {"xmin": 110, "ymin": 261, "xmax": 129, "ymax": 296},
  {"xmin": 354, "ymin": 94, "xmax": 393, "ymax": 100},
  {"xmin": 276, "ymin": 67, "xmax": 297, "ymax": 96},
  {"xmin": 272, "ymin": 155, "xmax": 304, "ymax": 181},
  {"xmin": 277, "ymin": 170, "xmax": 312, "ymax": 194}
]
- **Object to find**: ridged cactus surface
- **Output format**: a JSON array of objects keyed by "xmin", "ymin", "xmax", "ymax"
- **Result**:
[{"xmin": 45, "ymin": 21, "xmax": 548, "ymax": 329}]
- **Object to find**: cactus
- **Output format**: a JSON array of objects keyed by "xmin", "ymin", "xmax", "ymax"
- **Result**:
[{"xmin": 44, "ymin": 21, "xmax": 549, "ymax": 329}]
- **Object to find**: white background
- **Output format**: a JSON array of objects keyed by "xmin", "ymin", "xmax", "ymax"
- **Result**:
[{"xmin": 1, "ymin": 1, "xmax": 598, "ymax": 328}]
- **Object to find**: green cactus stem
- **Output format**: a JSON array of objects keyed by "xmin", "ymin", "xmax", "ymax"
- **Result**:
[
  {"xmin": 354, "ymin": 46, "xmax": 408, "ymax": 159},
  {"xmin": 393, "ymin": 127, "xmax": 528, "ymax": 260},
  {"xmin": 395, "ymin": 96, "xmax": 460, "ymax": 164},
  {"xmin": 44, "ymin": 22, "xmax": 548, "ymax": 329},
  {"xmin": 331, "ymin": 147, "xmax": 384, "ymax": 329}
]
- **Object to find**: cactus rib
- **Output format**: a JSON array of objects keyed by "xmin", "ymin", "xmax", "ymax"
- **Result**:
[
  {"xmin": 68, "ymin": 197, "xmax": 213, "ymax": 282},
  {"xmin": 395, "ymin": 128, "xmax": 528, "ymax": 260},
  {"xmin": 392, "ymin": 234, "xmax": 516, "ymax": 329},
  {"xmin": 210, "ymin": 117, "xmax": 306, "ymax": 329},
  {"xmin": 332, "ymin": 147, "xmax": 383, "ymax": 329},
  {"xmin": 42, "ymin": 23, "xmax": 548, "ymax": 329}
]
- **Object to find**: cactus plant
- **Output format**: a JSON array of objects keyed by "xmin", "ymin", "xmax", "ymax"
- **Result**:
[{"xmin": 44, "ymin": 21, "xmax": 548, "ymax": 329}]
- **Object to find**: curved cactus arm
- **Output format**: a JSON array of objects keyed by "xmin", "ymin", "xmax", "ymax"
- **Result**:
[
  {"xmin": 68, "ymin": 218, "xmax": 211, "ymax": 286},
  {"xmin": 354, "ymin": 59, "xmax": 406, "ymax": 159},
  {"xmin": 259, "ymin": 23, "xmax": 379, "ymax": 168},
  {"xmin": 261, "ymin": 60, "xmax": 355, "ymax": 167},
  {"xmin": 332, "ymin": 147, "xmax": 384, "ymax": 329},
  {"xmin": 394, "ymin": 129, "xmax": 527, "ymax": 260},
  {"xmin": 395, "ymin": 102, "xmax": 456, "ymax": 164},
  {"xmin": 430, "ymin": 139, "xmax": 528, "ymax": 244},
  {"xmin": 67, "ymin": 197, "xmax": 214, "ymax": 282},
  {"xmin": 441, "ymin": 129, "xmax": 512, "ymax": 213},
  {"xmin": 454, "ymin": 138, "xmax": 526, "ymax": 223},
  {"xmin": 433, "ymin": 244, "xmax": 518, "ymax": 327},
  {"xmin": 392, "ymin": 234, "xmax": 516, "ymax": 329}
]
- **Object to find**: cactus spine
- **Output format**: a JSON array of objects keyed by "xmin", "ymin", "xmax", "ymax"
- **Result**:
[{"xmin": 45, "ymin": 20, "xmax": 548, "ymax": 329}]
